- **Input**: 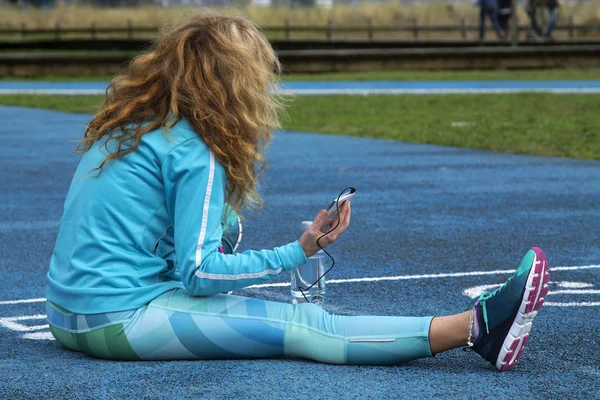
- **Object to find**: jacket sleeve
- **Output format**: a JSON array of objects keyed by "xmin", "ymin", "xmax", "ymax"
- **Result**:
[{"xmin": 161, "ymin": 138, "xmax": 307, "ymax": 296}]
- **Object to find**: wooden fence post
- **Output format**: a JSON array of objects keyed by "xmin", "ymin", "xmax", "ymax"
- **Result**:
[
  {"xmin": 284, "ymin": 18, "xmax": 291, "ymax": 40},
  {"xmin": 568, "ymin": 15, "xmax": 574, "ymax": 39},
  {"xmin": 367, "ymin": 18, "xmax": 374, "ymax": 40},
  {"xmin": 91, "ymin": 22, "xmax": 97, "ymax": 40},
  {"xmin": 326, "ymin": 18, "xmax": 334, "ymax": 41},
  {"xmin": 128, "ymin": 19, "xmax": 134, "ymax": 40},
  {"xmin": 21, "ymin": 23, "xmax": 27, "ymax": 40},
  {"xmin": 412, "ymin": 18, "xmax": 419, "ymax": 39},
  {"xmin": 55, "ymin": 21, "xmax": 61, "ymax": 41},
  {"xmin": 460, "ymin": 18, "xmax": 467, "ymax": 40}
]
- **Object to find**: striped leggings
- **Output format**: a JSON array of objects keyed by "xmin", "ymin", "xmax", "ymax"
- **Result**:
[{"xmin": 47, "ymin": 289, "xmax": 433, "ymax": 365}]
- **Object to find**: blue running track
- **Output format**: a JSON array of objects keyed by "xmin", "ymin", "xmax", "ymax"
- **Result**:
[
  {"xmin": 0, "ymin": 106, "xmax": 599, "ymax": 399},
  {"xmin": 1, "ymin": 80, "xmax": 600, "ymax": 95}
]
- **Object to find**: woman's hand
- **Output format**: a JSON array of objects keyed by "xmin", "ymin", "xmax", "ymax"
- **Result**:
[{"xmin": 298, "ymin": 201, "xmax": 352, "ymax": 258}]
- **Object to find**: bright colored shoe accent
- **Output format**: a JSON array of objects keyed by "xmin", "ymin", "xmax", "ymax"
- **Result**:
[{"xmin": 471, "ymin": 247, "xmax": 549, "ymax": 371}]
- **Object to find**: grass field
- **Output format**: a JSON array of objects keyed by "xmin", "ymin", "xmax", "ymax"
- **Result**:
[
  {"xmin": 1, "ymin": 92, "xmax": 598, "ymax": 160},
  {"xmin": 2, "ymin": 68, "xmax": 600, "ymax": 82}
]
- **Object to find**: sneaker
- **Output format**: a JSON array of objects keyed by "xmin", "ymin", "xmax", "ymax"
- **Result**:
[
  {"xmin": 220, "ymin": 204, "xmax": 242, "ymax": 255},
  {"xmin": 471, "ymin": 247, "xmax": 550, "ymax": 371}
]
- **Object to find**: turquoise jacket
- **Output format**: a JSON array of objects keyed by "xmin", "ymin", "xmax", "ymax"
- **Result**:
[{"xmin": 46, "ymin": 118, "xmax": 307, "ymax": 314}]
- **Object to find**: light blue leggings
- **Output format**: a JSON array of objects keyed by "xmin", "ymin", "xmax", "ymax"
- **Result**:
[{"xmin": 48, "ymin": 289, "xmax": 433, "ymax": 365}]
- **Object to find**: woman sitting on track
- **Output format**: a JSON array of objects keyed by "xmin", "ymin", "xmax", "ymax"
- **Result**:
[{"xmin": 46, "ymin": 13, "xmax": 549, "ymax": 370}]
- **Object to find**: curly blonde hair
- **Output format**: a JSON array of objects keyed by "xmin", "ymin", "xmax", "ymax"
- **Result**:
[{"xmin": 77, "ymin": 12, "xmax": 282, "ymax": 215}]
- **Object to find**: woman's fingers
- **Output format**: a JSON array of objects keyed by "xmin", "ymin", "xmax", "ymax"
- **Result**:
[
  {"xmin": 341, "ymin": 201, "xmax": 351, "ymax": 228},
  {"xmin": 301, "ymin": 201, "xmax": 352, "ymax": 255},
  {"xmin": 320, "ymin": 202, "xmax": 350, "ymax": 243},
  {"xmin": 312, "ymin": 209, "xmax": 328, "ymax": 232},
  {"xmin": 334, "ymin": 201, "xmax": 351, "ymax": 233}
]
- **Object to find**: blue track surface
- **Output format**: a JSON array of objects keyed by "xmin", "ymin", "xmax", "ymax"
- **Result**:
[
  {"xmin": 1, "ymin": 106, "xmax": 599, "ymax": 399},
  {"xmin": 1, "ymin": 80, "xmax": 600, "ymax": 94}
]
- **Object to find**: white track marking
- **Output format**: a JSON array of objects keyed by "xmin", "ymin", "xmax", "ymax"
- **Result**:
[
  {"xmin": 22, "ymin": 332, "xmax": 54, "ymax": 340},
  {"xmin": 555, "ymin": 281, "xmax": 594, "ymax": 288},
  {"xmin": 0, "ymin": 297, "xmax": 46, "ymax": 305},
  {"xmin": 549, "ymin": 265, "xmax": 600, "ymax": 271},
  {"xmin": 242, "ymin": 264, "xmax": 600, "ymax": 290},
  {"xmin": 0, "ymin": 264, "xmax": 597, "ymax": 297},
  {"xmin": 463, "ymin": 282, "xmax": 600, "ymax": 298},
  {"xmin": 550, "ymin": 289, "xmax": 600, "ymax": 295},
  {"xmin": 0, "ymin": 314, "xmax": 47, "ymax": 331},
  {"xmin": 463, "ymin": 280, "xmax": 600, "ymax": 308}
]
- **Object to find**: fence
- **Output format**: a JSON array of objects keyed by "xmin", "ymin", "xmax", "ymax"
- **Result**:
[
  {"xmin": 1, "ymin": 17, "xmax": 599, "ymax": 42},
  {"xmin": 3, "ymin": 45, "xmax": 600, "ymax": 76}
]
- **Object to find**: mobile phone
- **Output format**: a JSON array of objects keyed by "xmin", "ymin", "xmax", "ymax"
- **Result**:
[{"xmin": 324, "ymin": 187, "xmax": 355, "ymax": 224}]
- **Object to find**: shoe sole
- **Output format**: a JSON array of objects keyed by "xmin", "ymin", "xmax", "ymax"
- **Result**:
[{"xmin": 495, "ymin": 247, "xmax": 550, "ymax": 371}]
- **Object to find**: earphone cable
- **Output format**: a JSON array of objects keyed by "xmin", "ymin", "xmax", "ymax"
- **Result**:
[{"xmin": 297, "ymin": 187, "xmax": 351, "ymax": 303}]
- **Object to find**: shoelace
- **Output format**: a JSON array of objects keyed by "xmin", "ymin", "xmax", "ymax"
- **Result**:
[{"xmin": 468, "ymin": 273, "xmax": 516, "ymax": 335}]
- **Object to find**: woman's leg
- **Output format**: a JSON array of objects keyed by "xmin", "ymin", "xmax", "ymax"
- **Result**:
[
  {"xmin": 48, "ymin": 248, "xmax": 548, "ymax": 370},
  {"xmin": 117, "ymin": 289, "xmax": 437, "ymax": 364},
  {"xmin": 488, "ymin": 7, "xmax": 503, "ymax": 38},
  {"xmin": 429, "ymin": 311, "xmax": 471, "ymax": 355},
  {"xmin": 48, "ymin": 291, "xmax": 474, "ymax": 364},
  {"xmin": 545, "ymin": 8, "xmax": 558, "ymax": 38},
  {"xmin": 479, "ymin": 5, "xmax": 487, "ymax": 39}
]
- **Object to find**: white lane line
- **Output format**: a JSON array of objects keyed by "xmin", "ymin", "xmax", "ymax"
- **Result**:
[
  {"xmin": 0, "ymin": 314, "xmax": 47, "ymax": 331},
  {"xmin": 0, "ymin": 297, "xmax": 46, "ymax": 305},
  {"xmin": 2, "ymin": 88, "xmax": 600, "ymax": 96},
  {"xmin": 550, "ymin": 289, "xmax": 600, "ymax": 295},
  {"xmin": 243, "ymin": 264, "xmax": 600, "ymax": 290},
  {"xmin": 22, "ymin": 331, "xmax": 54, "ymax": 340},
  {"xmin": 555, "ymin": 281, "xmax": 594, "ymax": 288},
  {"xmin": 545, "ymin": 302, "xmax": 600, "ymax": 307},
  {"xmin": 463, "ymin": 282, "xmax": 600, "ymax": 299},
  {"xmin": 0, "ymin": 265, "xmax": 596, "ymax": 301},
  {"xmin": 551, "ymin": 265, "xmax": 600, "ymax": 271},
  {"xmin": 0, "ymin": 314, "xmax": 46, "ymax": 321}
]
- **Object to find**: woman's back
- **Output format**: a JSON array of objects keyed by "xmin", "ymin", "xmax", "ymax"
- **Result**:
[{"xmin": 47, "ymin": 118, "xmax": 210, "ymax": 314}]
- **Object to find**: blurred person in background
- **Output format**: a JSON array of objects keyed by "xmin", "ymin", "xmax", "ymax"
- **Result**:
[
  {"xmin": 498, "ymin": 0, "xmax": 513, "ymax": 38},
  {"xmin": 527, "ymin": 0, "xmax": 558, "ymax": 41},
  {"xmin": 478, "ymin": 0, "xmax": 503, "ymax": 40},
  {"xmin": 545, "ymin": 0, "xmax": 560, "ymax": 40}
]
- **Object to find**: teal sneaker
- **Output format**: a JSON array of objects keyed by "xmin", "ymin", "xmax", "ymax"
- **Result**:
[
  {"xmin": 471, "ymin": 247, "xmax": 550, "ymax": 371},
  {"xmin": 220, "ymin": 204, "xmax": 242, "ymax": 255}
]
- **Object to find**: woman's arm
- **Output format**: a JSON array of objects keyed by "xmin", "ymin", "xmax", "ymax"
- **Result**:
[{"xmin": 161, "ymin": 138, "xmax": 307, "ymax": 296}]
